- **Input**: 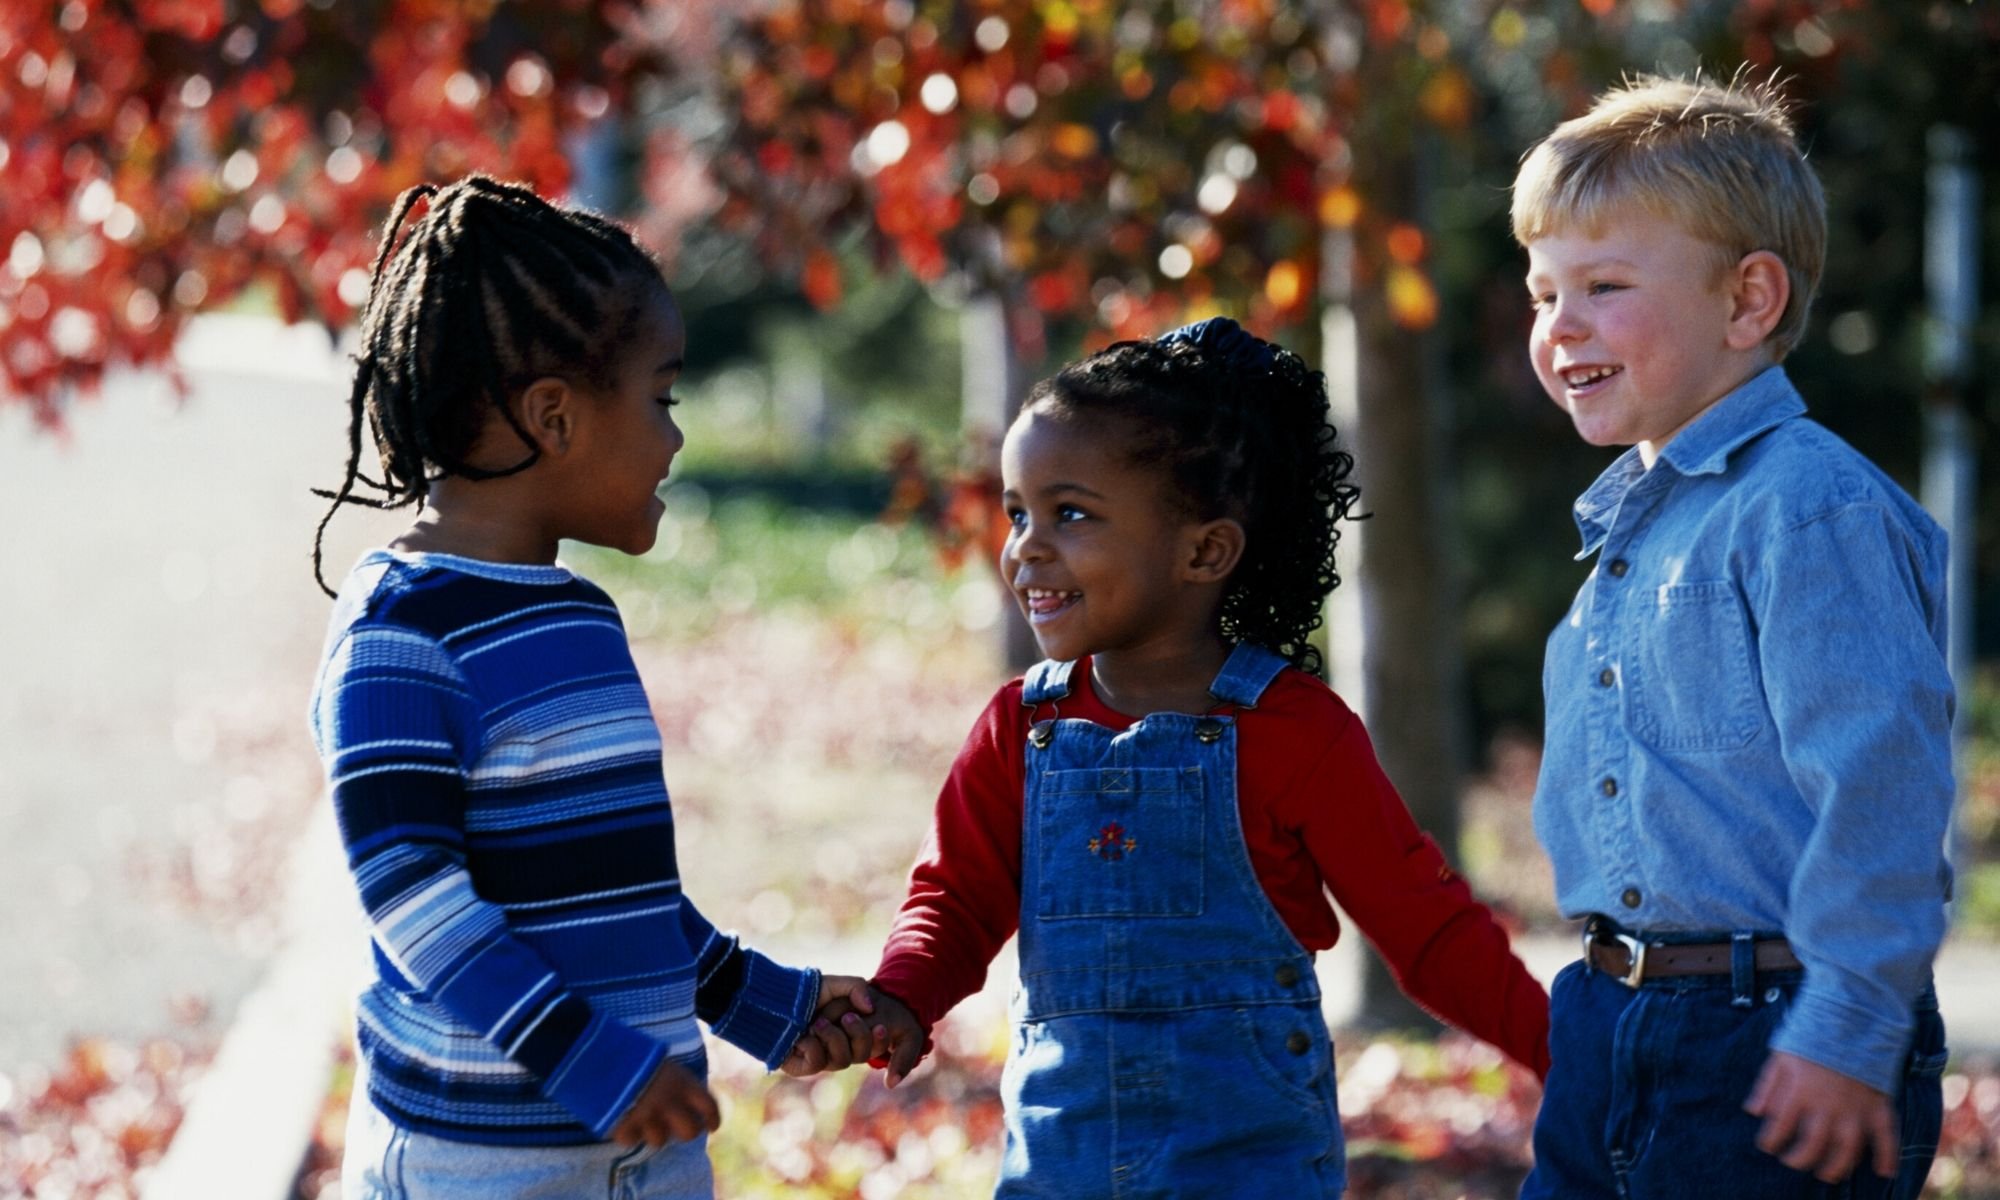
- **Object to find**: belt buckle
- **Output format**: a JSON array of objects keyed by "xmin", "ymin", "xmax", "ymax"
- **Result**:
[{"xmin": 1583, "ymin": 923, "xmax": 1649, "ymax": 988}]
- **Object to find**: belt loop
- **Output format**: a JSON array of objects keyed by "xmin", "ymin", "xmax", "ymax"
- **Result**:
[{"xmin": 1730, "ymin": 931, "xmax": 1755, "ymax": 1007}]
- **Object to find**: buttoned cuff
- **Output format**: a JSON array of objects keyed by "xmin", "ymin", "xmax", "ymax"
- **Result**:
[
  {"xmin": 1768, "ymin": 988, "xmax": 1912, "ymax": 1095},
  {"xmin": 708, "ymin": 952, "xmax": 820, "ymax": 1071}
]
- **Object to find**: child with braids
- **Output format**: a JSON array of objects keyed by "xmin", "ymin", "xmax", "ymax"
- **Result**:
[
  {"xmin": 795, "ymin": 319, "xmax": 1551, "ymax": 1197},
  {"xmin": 306, "ymin": 176, "xmax": 880, "ymax": 1198}
]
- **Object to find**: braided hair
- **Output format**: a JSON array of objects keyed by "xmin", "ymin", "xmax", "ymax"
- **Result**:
[
  {"xmin": 311, "ymin": 175, "xmax": 668, "ymax": 596},
  {"xmin": 1023, "ymin": 318, "xmax": 1361, "ymax": 674}
]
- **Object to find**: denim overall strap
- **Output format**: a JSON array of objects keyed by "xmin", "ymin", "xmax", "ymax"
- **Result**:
[
  {"xmin": 1021, "ymin": 659, "xmax": 1076, "ymax": 706},
  {"xmin": 1001, "ymin": 645, "xmax": 1343, "ymax": 1197},
  {"xmin": 1207, "ymin": 642, "xmax": 1290, "ymax": 708}
]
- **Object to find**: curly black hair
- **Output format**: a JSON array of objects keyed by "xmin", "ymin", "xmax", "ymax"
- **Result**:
[
  {"xmin": 310, "ymin": 175, "xmax": 668, "ymax": 596},
  {"xmin": 1024, "ymin": 322, "xmax": 1361, "ymax": 674}
]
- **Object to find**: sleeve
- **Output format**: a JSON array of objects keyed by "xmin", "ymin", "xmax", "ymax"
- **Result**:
[
  {"xmin": 1754, "ymin": 503, "xmax": 1954, "ymax": 1093},
  {"xmin": 1299, "ymin": 713, "xmax": 1551, "ymax": 1078},
  {"xmin": 315, "ymin": 624, "xmax": 665, "ymax": 1138},
  {"xmin": 678, "ymin": 898, "xmax": 820, "ymax": 1071},
  {"xmin": 872, "ymin": 689, "xmax": 1026, "ymax": 1033}
]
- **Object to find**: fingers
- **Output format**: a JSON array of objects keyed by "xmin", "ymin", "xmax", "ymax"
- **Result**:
[
  {"xmin": 819, "ymin": 974, "xmax": 875, "ymax": 1015},
  {"xmin": 1778, "ymin": 1110, "xmax": 1832, "ymax": 1177},
  {"xmin": 1867, "ymin": 1103, "xmax": 1900, "ymax": 1180},
  {"xmin": 690, "ymin": 1081, "xmax": 722, "ymax": 1134},
  {"xmin": 615, "ymin": 1063, "xmax": 721, "ymax": 1148},
  {"xmin": 1748, "ymin": 1052, "xmax": 1899, "ymax": 1185},
  {"xmin": 809, "ymin": 1018, "xmax": 856, "ymax": 1070},
  {"xmin": 1808, "ymin": 1115, "xmax": 1862, "ymax": 1185},
  {"xmin": 1754, "ymin": 1095, "xmax": 1801, "ymax": 1160},
  {"xmin": 654, "ymin": 1080, "xmax": 721, "ymax": 1146},
  {"xmin": 1744, "ymin": 1056, "xmax": 1777, "ymax": 1118},
  {"xmin": 782, "ymin": 1030, "xmax": 829, "ymax": 1078},
  {"xmin": 886, "ymin": 1028, "xmax": 924, "ymax": 1089}
]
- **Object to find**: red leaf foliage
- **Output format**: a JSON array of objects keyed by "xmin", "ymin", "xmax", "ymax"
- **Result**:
[{"xmin": 0, "ymin": 0, "xmax": 616, "ymax": 424}]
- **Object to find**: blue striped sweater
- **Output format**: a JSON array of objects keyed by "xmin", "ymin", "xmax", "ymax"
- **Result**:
[{"xmin": 308, "ymin": 549, "xmax": 818, "ymax": 1145}]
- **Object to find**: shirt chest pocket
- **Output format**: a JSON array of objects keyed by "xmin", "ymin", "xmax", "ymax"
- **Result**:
[
  {"xmin": 1625, "ymin": 579, "xmax": 1764, "ymax": 753},
  {"xmin": 1033, "ymin": 766, "xmax": 1205, "ymax": 919}
]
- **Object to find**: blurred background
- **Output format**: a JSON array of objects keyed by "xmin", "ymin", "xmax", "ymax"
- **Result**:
[{"xmin": 2, "ymin": 1, "xmax": 1998, "ymax": 1197}]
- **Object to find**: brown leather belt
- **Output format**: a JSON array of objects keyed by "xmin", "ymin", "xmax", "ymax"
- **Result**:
[{"xmin": 1584, "ymin": 929, "xmax": 1801, "ymax": 988}]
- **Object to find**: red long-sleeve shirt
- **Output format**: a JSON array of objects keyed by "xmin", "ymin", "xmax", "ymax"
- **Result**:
[{"xmin": 874, "ymin": 661, "xmax": 1551, "ymax": 1078}]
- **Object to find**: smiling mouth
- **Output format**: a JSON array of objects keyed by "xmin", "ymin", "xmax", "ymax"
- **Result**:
[
  {"xmin": 1560, "ymin": 364, "xmax": 1622, "ymax": 391},
  {"xmin": 1022, "ymin": 587, "xmax": 1080, "ymax": 622}
]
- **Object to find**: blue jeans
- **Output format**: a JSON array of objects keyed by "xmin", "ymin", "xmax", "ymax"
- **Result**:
[
  {"xmin": 1521, "ymin": 961, "xmax": 1946, "ymax": 1199},
  {"xmin": 342, "ymin": 1091, "xmax": 715, "ymax": 1200}
]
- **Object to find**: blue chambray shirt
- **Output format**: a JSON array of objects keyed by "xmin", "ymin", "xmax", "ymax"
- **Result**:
[{"xmin": 1533, "ymin": 365, "xmax": 1955, "ymax": 1093}]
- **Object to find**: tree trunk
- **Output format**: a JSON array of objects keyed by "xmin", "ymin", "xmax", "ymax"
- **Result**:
[
  {"xmin": 1321, "ymin": 138, "xmax": 1467, "ymax": 1033},
  {"xmin": 960, "ymin": 287, "xmax": 1038, "ymax": 670},
  {"xmin": 1921, "ymin": 124, "xmax": 1978, "ymax": 874}
]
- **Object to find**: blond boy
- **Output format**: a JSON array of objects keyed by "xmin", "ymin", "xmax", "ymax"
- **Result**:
[{"xmin": 1513, "ymin": 75, "xmax": 1952, "ymax": 1198}]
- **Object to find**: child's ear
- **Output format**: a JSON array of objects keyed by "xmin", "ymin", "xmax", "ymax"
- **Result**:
[
  {"xmin": 516, "ymin": 376, "xmax": 580, "ymax": 454},
  {"xmin": 1183, "ymin": 518, "xmax": 1246, "ymax": 585},
  {"xmin": 1724, "ymin": 250, "xmax": 1791, "ymax": 352}
]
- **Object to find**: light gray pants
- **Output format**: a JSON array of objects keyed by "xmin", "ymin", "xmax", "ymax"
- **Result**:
[{"xmin": 342, "ymin": 1091, "xmax": 714, "ymax": 1200}]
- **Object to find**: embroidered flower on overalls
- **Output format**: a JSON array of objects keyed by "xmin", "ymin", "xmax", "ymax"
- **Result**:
[{"xmin": 1087, "ymin": 822, "xmax": 1137, "ymax": 860}]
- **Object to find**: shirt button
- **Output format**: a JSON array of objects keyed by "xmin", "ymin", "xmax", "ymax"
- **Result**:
[
  {"xmin": 1601, "ymin": 777, "xmax": 1618, "ymax": 797},
  {"xmin": 1598, "ymin": 667, "xmax": 1616, "ymax": 687},
  {"xmin": 1285, "ymin": 1031, "xmax": 1312, "ymax": 1055},
  {"xmin": 1275, "ymin": 964, "xmax": 1301, "ymax": 987},
  {"xmin": 1621, "ymin": 887, "xmax": 1642, "ymax": 909},
  {"xmin": 1606, "ymin": 558, "xmax": 1629, "ymax": 577}
]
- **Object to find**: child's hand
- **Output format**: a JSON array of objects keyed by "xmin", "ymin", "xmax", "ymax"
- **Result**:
[
  {"xmin": 860, "ymin": 988, "xmax": 926, "ymax": 1089},
  {"xmin": 781, "ymin": 983, "xmax": 927, "ymax": 1088},
  {"xmin": 611, "ymin": 1059, "xmax": 720, "ymax": 1149},
  {"xmin": 1745, "ymin": 1050, "xmax": 1898, "ymax": 1183},
  {"xmin": 783, "ymin": 989, "xmax": 885, "ymax": 1077},
  {"xmin": 783, "ymin": 974, "xmax": 880, "ymax": 1077}
]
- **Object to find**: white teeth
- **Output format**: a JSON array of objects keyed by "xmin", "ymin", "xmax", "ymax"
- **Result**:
[{"xmin": 1563, "ymin": 365, "xmax": 1619, "ymax": 386}]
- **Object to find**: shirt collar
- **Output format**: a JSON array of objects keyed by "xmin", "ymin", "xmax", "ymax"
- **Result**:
[{"xmin": 1570, "ymin": 365, "xmax": 1805, "ymax": 558}]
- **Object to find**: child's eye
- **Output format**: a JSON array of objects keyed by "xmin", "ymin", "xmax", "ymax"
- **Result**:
[
  {"xmin": 1056, "ymin": 504, "xmax": 1088, "ymax": 523},
  {"xmin": 1588, "ymin": 281, "xmax": 1623, "ymax": 296},
  {"xmin": 1005, "ymin": 506, "xmax": 1027, "ymax": 530},
  {"xmin": 656, "ymin": 393, "xmax": 679, "ymax": 408},
  {"xmin": 1528, "ymin": 292, "xmax": 1553, "ymax": 311}
]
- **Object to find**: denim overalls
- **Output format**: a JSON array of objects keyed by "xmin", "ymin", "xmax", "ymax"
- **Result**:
[{"xmin": 999, "ymin": 643, "xmax": 1344, "ymax": 1199}]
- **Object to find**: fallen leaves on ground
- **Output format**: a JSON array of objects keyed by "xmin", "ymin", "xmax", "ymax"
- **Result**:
[{"xmin": 0, "ymin": 1033, "xmax": 214, "ymax": 1200}]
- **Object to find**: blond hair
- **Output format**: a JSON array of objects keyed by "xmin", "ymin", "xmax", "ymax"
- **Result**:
[{"xmin": 1511, "ymin": 72, "xmax": 1827, "ymax": 359}]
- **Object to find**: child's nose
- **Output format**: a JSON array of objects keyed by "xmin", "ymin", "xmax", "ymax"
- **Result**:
[
  {"xmin": 1543, "ymin": 299, "xmax": 1585, "ymax": 343},
  {"xmin": 1009, "ymin": 522, "xmax": 1053, "ymax": 563}
]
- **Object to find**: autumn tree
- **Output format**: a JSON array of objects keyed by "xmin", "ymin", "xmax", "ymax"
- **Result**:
[{"xmin": 0, "ymin": 0, "xmax": 625, "ymax": 428}]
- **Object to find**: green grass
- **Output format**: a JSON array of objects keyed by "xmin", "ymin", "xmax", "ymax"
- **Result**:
[{"xmin": 564, "ymin": 486, "xmax": 984, "ymax": 644}]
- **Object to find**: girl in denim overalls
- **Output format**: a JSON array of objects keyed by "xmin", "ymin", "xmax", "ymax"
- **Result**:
[{"xmin": 826, "ymin": 321, "xmax": 1552, "ymax": 1198}]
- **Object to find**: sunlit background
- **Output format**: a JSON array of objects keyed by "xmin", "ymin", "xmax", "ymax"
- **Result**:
[{"xmin": 3, "ymin": 2, "xmax": 1998, "ymax": 1197}]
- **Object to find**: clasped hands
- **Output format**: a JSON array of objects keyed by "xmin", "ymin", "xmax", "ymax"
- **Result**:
[
  {"xmin": 782, "ymin": 973, "xmax": 926, "ymax": 1087},
  {"xmin": 612, "ymin": 975, "xmax": 924, "ymax": 1150}
]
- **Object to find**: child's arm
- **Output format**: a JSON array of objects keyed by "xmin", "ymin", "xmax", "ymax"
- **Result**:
[
  {"xmin": 868, "ymin": 689, "xmax": 1029, "ymax": 1064},
  {"xmin": 672, "ymin": 897, "xmax": 824, "ymax": 1070},
  {"xmin": 315, "ymin": 626, "xmax": 669, "ymax": 1139},
  {"xmin": 1299, "ymin": 708, "xmax": 1551, "ymax": 1078},
  {"xmin": 1743, "ymin": 502, "xmax": 1954, "ymax": 1177}
]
